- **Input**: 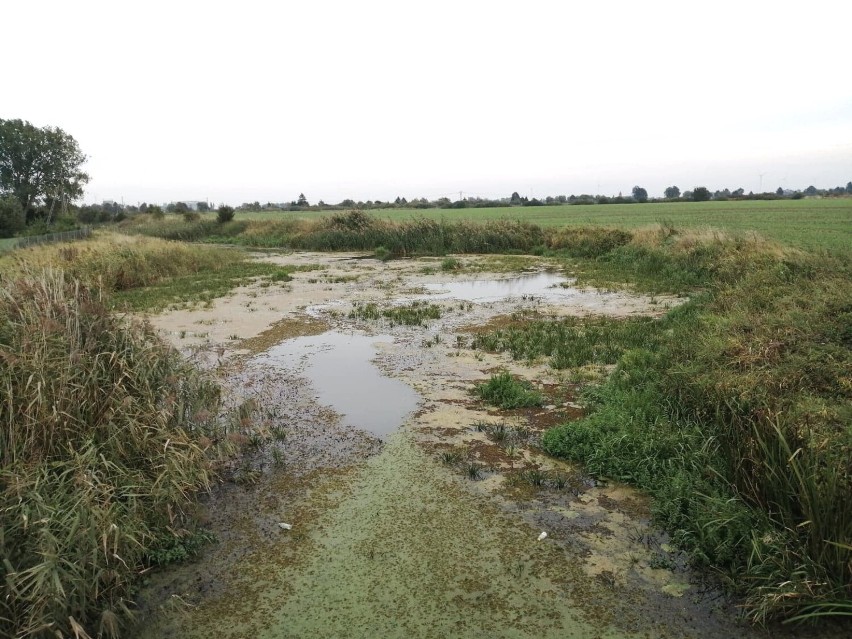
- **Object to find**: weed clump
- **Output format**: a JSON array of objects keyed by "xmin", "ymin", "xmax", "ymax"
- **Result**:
[
  {"xmin": 0, "ymin": 270, "xmax": 221, "ymax": 637},
  {"xmin": 476, "ymin": 372, "xmax": 543, "ymax": 409}
]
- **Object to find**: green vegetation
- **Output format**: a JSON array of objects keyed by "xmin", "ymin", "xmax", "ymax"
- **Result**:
[
  {"xmin": 462, "ymin": 235, "xmax": 851, "ymax": 623},
  {"xmin": 0, "ymin": 270, "xmax": 222, "ymax": 638},
  {"xmin": 176, "ymin": 199, "xmax": 852, "ymax": 253},
  {"xmin": 476, "ymin": 371, "xmax": 543, "ymax": 409},
  {"xmin": 348, "ymin": 300, "xmax": 442, "ymax": 327},
  {"xmin": 472, "ymin": 314, "xmax": 666, "ymax": 368},
  {"xmin": 0, "ymin": 234, "xmax": 303, "ymax": 313}
]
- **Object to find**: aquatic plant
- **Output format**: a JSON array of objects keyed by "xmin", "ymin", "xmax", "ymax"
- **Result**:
[{"xmin": 475, "ymin": 372, "xmax": 543, "ymax": 409}]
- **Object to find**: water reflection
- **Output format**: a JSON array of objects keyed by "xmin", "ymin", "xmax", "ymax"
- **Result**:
[{"xmin": 254, "ymin": 331, "xmax": 420, "ymax": 437}]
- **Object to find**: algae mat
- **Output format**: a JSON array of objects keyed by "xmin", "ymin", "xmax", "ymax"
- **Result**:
[{"xmin": 145, "ymin": 435, "xmax": 642, "ymax": 639}]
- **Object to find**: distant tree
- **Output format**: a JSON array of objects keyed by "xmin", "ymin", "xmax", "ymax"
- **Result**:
[
  {"xmin": 692, "ymin": 186, "xmax": 711, "ymax": 202},
  {"xmin": 197, "ymin": 201, "xmax": 210, "ymax": 212},
  {"xmin": 216, "ymin": 205, "xmax": 235, "ymax": 223},
  {"xmin": 631, "ymin": 186, "xmax": 648, "ymax": 203},
  {"xmin": 148, "ymin": 205, "xmax": 164, "ymax": 219},
  {"xmin": 846, "ymin": 181, "xmax": 852, "ymax": 194},
  {"xmin": 339, "ymin": 199, "xmax": 355, "ymax": 207},
  {"xmin": 0, "ymin": 195, "xmax": 25, "ymax": 238},
  {"xmin": 805, "ymin": 185, "xmax": 818, "ymax": 195},
  {"xmin": 732, "ymin": 188, "xmax": 745, "ymax": 197},
  {"xmin": 776, "ymin": 187, "xmax": 784, "ymax": 196},
  {"xmin": 663, "ymin": 186, "xmax": 680, "ymax": 199},
  {"xmin": 139, "ymin": 202, "xmax": 148, "ymax": 213},
  {"xmin": 0, "ymin": 119, "xmax": 89, "ymax": 216},
  {"xmin": 174, "ymin": 201, "xmax": 189, "ymax": 214},
  {"xmin": 510, "ymin": 191, "xmax": 522, "ymax": 205},
  {"xmin": 297, "ymin": 193, "xmax": 308, "ymax": 206}
]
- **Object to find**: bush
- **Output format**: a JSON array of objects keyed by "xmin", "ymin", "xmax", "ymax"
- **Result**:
[
  {"xmin": 183, "ymin": 210, "xmax": 201, "ymax": 223},
  {"xmin": 217, "ymin": 205, "xmax": 235, "ymax": 223},
  {"xmin": 0, "ymin": 196, "xmax": 25, "ymax": 238}
]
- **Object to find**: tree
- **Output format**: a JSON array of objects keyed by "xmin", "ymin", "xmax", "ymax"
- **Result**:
[
  {"xmin": 846, "ymin": 181, "xmax": 852, "ymax": 194},
  {"xmin": 631, "ymin": 186, "xmax": 648, "ymax": 203},
  {"xmin": 216, "ymin": 205, "xmax": 235, "ymax": 223},
  {"xmin": 0, "ymin": 195, "xmax": 25, "ymax": 238},
  {"xmin": 510, "ymin": 191, "xmax": 522, "ymax": 205},
  {"xmin": 692, "ymin": 186, "xmax": 711, "ymax": 201},
  {"xmin": 805, "ymin": 185, "xmax": 817, "ymax": 196},
  {"xmin": 776, "ymin": 187, "xmax": 784, "ymax": 196},
  {"xmin": 297, "ymin": 193, "xmax": 308, "ymax": 206},
  {"xmin": 664, "ymin": 186, "xmax": 680, "ymax": 199},
  {"xmin": 0, "ymin": 119, "xmax": 89, "ymax": 217}
]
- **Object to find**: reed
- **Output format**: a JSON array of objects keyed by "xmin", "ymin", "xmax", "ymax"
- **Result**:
[{"xmin": 0, "ymin": 270, "xmax": 222, "ymax": 637}]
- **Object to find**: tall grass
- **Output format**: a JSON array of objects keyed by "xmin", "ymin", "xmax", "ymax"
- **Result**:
[
  {"xmin": 0, "ymin": 233, "xmax": 245, "ymax": 292},
  {"xmin": 0, "ymin": 270, "xmax": 222, "ymax": 637}
]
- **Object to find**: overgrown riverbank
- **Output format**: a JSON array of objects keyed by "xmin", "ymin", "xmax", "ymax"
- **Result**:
[{"xmin": 472, "ymin": 238, "xmax": 851, "ymax": 622}]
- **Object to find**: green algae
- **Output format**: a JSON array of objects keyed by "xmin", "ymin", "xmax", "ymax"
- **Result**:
[{"xmin": 142, "ymin": 435, "xmax": 641, "ymax": 639}]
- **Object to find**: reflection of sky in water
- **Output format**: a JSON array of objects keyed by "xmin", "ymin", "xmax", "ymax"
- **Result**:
[
  {"xmin": 255, "ymin": 332, "xmax": 419, "ymax": 438},
  {"xmin": 422, "ymin": 272, "xmax": 607, "ymax": 303}
]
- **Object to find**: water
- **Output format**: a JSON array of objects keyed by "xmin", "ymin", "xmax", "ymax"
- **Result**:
[
  {"xmin": 422, "ymin": 272, "xmax": 606, "ymax": 303},
  {"xmin": 254, "ymin": 331, "xmax": 420, "ymax": 437}
]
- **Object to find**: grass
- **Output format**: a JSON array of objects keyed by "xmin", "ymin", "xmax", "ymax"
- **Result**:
[
  {"xmin": 471, "ymin": 314, "xmax": 667, "ymax": 368},
  {"xmin": 532, "ymin": 241, "xmax": 852, "ymax": 623},
  {"xmin": 185, "ymin": 198, "xmax": 852, "ymax": 253},
  {"xmin": 476, "ymin": 371, "xmax": 543, "ymax": 409},
  {"xmin": 0, "ymin": 270, "xmax": 224, "ymax": 638},
  {"xmin": 348, "ymin": 300, "xmax": 442, "ymax": 327},
  {"xmin": 0, "ymin": 232, "xmax": 307, "ymax": 313}
]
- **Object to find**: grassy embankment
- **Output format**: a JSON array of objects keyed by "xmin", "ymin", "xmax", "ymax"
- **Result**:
[
  {"xmin": 0, "ymin": 235, "xmax": 299, "ymax": 638},
  {"xmin": 180, "ymin": 198, "xmax": 852, "ymax": 253}
]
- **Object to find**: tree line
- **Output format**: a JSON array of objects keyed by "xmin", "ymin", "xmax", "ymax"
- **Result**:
[{"xmin": 3, "ymin": 117, "xmax": 852, "ymax": 237}]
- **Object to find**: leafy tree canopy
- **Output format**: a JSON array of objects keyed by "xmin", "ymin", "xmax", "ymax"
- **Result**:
[
  {"xmin": 631, "ymin": 186, "xmax": 648, "ymax": 202},
  {"xmin": 0, "ymin": 119, "xmax": 89, "ymax": 213},
  {"xmin": 664, "ymin": 185, "xmax": 680, "ymax": 199}
]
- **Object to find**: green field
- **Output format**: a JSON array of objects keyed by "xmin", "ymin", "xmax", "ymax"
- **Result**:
[{"xmin": 214, "ymin": 199, "xmax": 852, "ymax": 253}]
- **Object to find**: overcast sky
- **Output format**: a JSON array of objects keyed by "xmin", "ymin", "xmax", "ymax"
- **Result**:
[{"xmin": 4, "ymin": 1, "xmax": 851, "ymax": 205}]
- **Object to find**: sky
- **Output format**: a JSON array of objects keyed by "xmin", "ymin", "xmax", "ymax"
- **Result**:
[{"xmin": 4, "ymin": 0, "xmax": 851, "ymax": 205}]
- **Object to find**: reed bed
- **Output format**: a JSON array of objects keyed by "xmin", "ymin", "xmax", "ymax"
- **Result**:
[{"xmin": 0, "ymin": 270, "xmax": 222, "ymax": 637}]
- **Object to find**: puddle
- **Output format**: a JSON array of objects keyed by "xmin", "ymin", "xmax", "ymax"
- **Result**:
[
  {"xmin": 254, "ymin": 331, "xmax": 420, "ymax": 437},
  {"xmin": 422, "ymin": 272, "xmax": 613, "ymax": 304}
]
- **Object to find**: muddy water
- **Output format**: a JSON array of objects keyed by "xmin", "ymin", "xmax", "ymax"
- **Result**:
[
  {"xmin": 422, "ymin": 272, "xmax": 616, "ymax": 305},
  {"xmin": 254, "ymin": 331, "xmax": 420, "ymax": 438},
  {"xmin": 137, "ymin": 253, "xmax": 817, "ymax": 639}
]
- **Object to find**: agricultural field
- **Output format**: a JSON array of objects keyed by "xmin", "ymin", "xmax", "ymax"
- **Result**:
[
  {"xmin": 1, "ymin": 224, "xmax": 849, "ymax": 638},
  {"xmin": 204, "ymin": 198, "xmax": 852, "ymax": 253}
]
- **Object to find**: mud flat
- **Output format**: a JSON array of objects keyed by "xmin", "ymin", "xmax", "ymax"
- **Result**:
[{"xmin": 133, "ymin": 252, "xmax": 820, "ymax": 638}]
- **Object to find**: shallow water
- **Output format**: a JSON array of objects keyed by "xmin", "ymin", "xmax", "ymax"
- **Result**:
[
  {"xmin": 254, "ymin": 331, "xmax": 420, "ymax": 437},
  {"xmin": 422, "ymin": 272, "xmax": 613, "ymax": 304}
]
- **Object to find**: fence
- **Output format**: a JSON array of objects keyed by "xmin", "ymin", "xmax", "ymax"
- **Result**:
[{"xmin": 5, "ymin": 227, "xmax": 93, "ymax": 251}]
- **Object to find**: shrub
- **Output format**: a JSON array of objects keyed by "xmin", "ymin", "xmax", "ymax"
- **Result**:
[{"xmin": 217, "ymin": 205, "xmax": 235, "ymax": 223}]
